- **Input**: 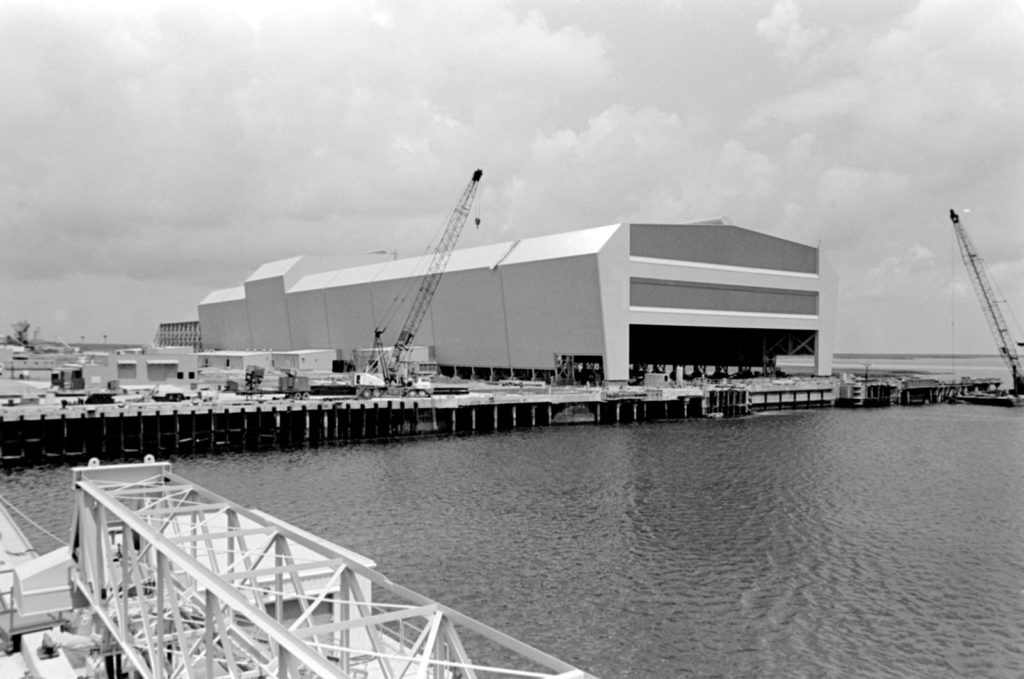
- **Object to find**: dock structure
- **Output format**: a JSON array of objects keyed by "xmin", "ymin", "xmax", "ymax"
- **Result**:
[
  {"xmin": 835, "ymin": 376, "xmax": 1004, "ymax": 407},
  {"xmin": 2, "ymin": 373, "xmax": 1008, "ymax": 465},
  {"xmin": 0, "ymin": 382, "xmax": 841, "ymax": 465},
  {"xmin": 743, "ymin": 379, "xmax": 836, "ymax": 412},
  {"xmin": 70, "ymin": 458, "xmax": 598, "ymax": 679}
]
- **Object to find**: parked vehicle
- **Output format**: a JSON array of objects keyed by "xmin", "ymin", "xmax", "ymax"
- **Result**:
[{"xmin": 151, "ymin": 384, "xmax": 193, "ymax": 402}]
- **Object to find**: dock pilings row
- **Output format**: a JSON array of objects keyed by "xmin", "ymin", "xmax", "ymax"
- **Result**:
[
  {"xmin": 0, "ymin": 385, "xmax": 837, "ymax": 466},
  {"xmin": 0, "ymin": 398, "xmax": 688, "ymax": 465}
]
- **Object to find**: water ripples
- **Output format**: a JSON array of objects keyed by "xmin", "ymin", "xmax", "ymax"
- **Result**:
[{"xmin": 3, "ymin": 406, "xmax": 1024, "ymax": 677}]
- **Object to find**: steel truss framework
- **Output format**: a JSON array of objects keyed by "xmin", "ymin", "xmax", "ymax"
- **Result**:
[
  {"xmin": 765, "ymin": 330, "xmax": 816, "ymax": 358},
  {"xmin": 70, "ymin": 460, "xmax": 595, "ymax": 679}
]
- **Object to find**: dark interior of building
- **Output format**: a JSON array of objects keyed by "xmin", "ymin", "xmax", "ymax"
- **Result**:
[{"xmin": 629, "ymin": 325, "xmax": 816, "ymax": 375}]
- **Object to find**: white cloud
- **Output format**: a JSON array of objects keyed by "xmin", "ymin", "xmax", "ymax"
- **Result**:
[
  {"xmin": 815, "ymin": 167, "xmax": 909, "ymax": 211},
  {"xmin": 0, "ymin": 1, "xmax": 611, "ymax": 274},
  {"xmin": 744, "ymin": 78, "xmax": 867, "ymax": 128},
  {"xmin": 506, "ymin": 105, "xmax": 698, "ymax": 230},
  {"xmin": 0, "ymin": 0, "xmax": 615, "ymax": 340},
  {"xmin": 755, "ymin": 0, "xmax": 826, "ymax": 64},
  {"xmin": 863, "ymin": 244, "xmax": 936, "ymax": 298},
  {"xmin": 718, "ymin": 140, "xmax": 775, "ymax": 199},
  {"xmin": 0, "ymin": 0, "xmax": 1022, "ymax": 352}
]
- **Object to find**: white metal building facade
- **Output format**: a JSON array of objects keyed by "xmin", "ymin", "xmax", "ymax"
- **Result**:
[{"xmin": 198, "ymin": 220, "xmax": 837, "ymax": 382}]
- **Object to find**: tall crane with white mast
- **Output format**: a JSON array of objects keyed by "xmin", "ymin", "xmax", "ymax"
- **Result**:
[
  {"xmin": 949, "ymin": 209, "xmax": 1024, "ymax": 395},
  {"xmin": 370, "ymin": 169, "xmax": 483, "ymax": 386}
]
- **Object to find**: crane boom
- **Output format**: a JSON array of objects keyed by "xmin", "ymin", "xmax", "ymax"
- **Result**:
[
  {"xmin": 374, "ymin": 169, "xmax": 483, "ymax": 382},
  {"xmin": 949, "ymin": 209, "xmax": 1024, "ymax": 394}
]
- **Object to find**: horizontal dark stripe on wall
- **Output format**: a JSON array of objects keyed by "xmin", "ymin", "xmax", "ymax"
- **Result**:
[{"xmin": 631, "ymin": 278, "xmax": 818, "ymax": 315}]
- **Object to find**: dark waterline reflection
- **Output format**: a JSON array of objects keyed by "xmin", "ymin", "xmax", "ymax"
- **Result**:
[{"xmin": 3, "ymin": 406, "xmax": 1024, "ymax": 677}]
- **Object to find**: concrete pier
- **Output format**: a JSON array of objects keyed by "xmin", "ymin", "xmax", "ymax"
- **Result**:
[
  {"xmin": 0, "ymin": 382, "xmax": 842, "ymax": 466},
  {"xmin": 747, "ymin": 381, "xmax": 836, "ymax": 411}
]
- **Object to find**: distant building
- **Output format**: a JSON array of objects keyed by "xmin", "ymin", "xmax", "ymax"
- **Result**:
[
  {"xmin": 0, "ymin": 345, "xmax": 27, "ymax": 377},
  {"xmin": 81, "ymin": 348, "xmax": 200, "ymax": 391},
  {"xmin": 154, "ymin": 321, "xmax": 202, "ymax": 352},
  {"xmin": 196, "ymin": 351, "xmax": 272, "ymax": 372},
  {"xmin": 271, "ymin": 349, "xmax": 336, "ymax": 373},
  {"xmin": 7, "ymin": 355, "xmax": 56, "ymax": 382},
  {"xmin": 197, "ymin": 221, "xmax": 838, "ymax": 382}
]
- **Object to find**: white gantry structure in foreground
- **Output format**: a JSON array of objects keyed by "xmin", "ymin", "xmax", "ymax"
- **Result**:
[{"xmin": 70, "ymin": 459, "xmax": 595, "ymax": 679}]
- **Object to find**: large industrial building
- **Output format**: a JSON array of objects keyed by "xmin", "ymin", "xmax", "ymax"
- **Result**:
[{"xmin": 198, "ymin": 220, "xmax": 837, "ymax": 383}]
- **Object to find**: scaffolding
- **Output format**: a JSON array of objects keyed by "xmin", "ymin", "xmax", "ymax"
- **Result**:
[{"xmin": 69, "ymin": 459, "xmax": 595, "ymax": 679}]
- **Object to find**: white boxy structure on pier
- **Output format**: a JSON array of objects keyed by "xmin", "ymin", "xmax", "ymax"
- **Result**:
[{"xmin": 69, "ymin": 459, "xmax": 596, "ymax": 679}]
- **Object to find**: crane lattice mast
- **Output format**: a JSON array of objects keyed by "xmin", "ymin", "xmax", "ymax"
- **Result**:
[
  {"xmin": 374, "ymin": 169, "xmax": 483, "ymax": 382},
  {"xmin": 949, "ymin": 209, "xmax": 1024, "ymax": 394}
]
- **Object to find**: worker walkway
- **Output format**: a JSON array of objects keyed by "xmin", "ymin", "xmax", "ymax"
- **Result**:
[{"xmin": 70, "ymin": 458, "xmax": 595, "ymax": 679}]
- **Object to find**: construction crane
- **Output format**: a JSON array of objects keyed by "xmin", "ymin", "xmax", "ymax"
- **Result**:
[
  {"xmin": 949, "ymin": 209, "xmax": 1024, "ymax": 395},
  {"xmin": 370, "ymin": 169, "xmax": 483, "ymax": 386}
]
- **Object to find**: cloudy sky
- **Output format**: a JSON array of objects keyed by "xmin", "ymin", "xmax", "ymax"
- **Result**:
[{"xmin": 2, "ymin": 0, "xmax": 1023, "ymax": 353}]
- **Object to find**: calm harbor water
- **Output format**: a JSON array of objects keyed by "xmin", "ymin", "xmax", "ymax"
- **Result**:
[{"xmin": 3, "ymin": 405, "xmax": 1024, "ymax": 678}]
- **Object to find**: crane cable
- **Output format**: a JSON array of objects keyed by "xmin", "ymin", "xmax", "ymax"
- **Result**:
[
  {"xmin": 991, "ymin": 277, "xmax": 1024, "ymax": 345},
  {"xmin": 474, "ymin": 182, "xmax": 483, "ymax": 228},
  {"xmin": 0, "ymin": 494, "xmax": 66, "ymax": 550},
  {"xmin": 374, "ymin": 177, "xmax": 476, "ymax": 335},
  {"xmin": 962, "ymin": 211, "xmax": 1024, "ymax": 345},
  {"xmin": 374, "ymin": 227, "xmax": 441, "ymax": 336}
]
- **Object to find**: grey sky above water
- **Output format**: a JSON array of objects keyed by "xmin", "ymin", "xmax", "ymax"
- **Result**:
[{"xmin": 2, "ymin": 0, "xmax": 1022, "ymax": 353}]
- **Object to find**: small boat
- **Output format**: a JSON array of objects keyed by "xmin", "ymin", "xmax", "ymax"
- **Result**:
[{"xmin": 954, "ymin": 392, "xmax": 1024, "ymax": 407}]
